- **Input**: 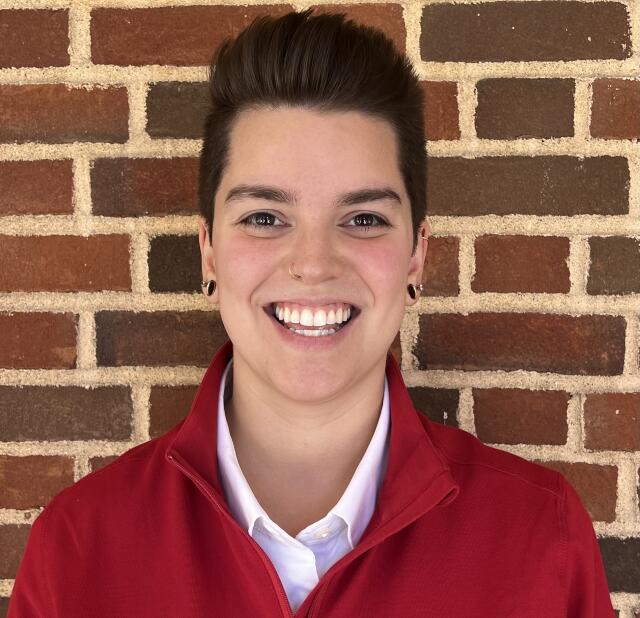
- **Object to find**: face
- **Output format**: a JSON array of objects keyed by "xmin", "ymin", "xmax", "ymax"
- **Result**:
[{"xmin": 199, "ymin": 106, "xmax": 428, "ymax": 402}]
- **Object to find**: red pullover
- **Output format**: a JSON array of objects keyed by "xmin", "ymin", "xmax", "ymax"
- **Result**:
[{"xmin": 9, "ymin": 340, "xmax": 614, "ymax": 617}]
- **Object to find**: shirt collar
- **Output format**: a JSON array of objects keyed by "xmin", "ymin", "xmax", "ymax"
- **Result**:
[{"xmin": 216, "ymin": 357, "xmax": 390, "ymax": 549}]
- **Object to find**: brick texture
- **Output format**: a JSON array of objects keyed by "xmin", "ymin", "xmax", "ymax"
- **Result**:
[
  {"xmin": 409, "ymin": 387, "xmax": 459, "ymax": 428},
  {"xmin": 0, "ymin": 313, "xmax": 77, "ymax": 369},
  {"xmin": 420, "ymin": 1, "xmax": 632, "ymax": 62},
  {"xmin": 591, "ymin": 79, "xmax": 640, "ymax": 140},
  {"xmin": 475, "ymin": 79, "xmax": 574, "ymax": 139},
  {"xmin": 472, "ymin": 235, "xmax": 570, "ymax": 293},
  {"xmin": 422, "ymin": 236, "xmax": 459, "ymax": 297},
  {"xmin": 148, "ymin": 235, "xmax": 201, "ymax": 293},
  {"xmin": 599, "ymin": 537, "xmax": 640, "ymax": 592},
  {"xmin": 91, "ymin": 158, "xmax": 199, "ymax": 216},
  {"xmin": 146, "ymin": 82, "xmax": 209, "ymax": 139},
  {"xmin": 584, "ymin": 393, "xmax": 640, "ymax": 451},
  {"xmin": 0, "ymin": 160, "xmax": 73, "ymax": 215},
  {"xmin": 89, "ymin": 456, "xmax": 119, "ymax": 473},
  {"xmin": 149, "ymin": 385, "xmax": 198, "ymax": 438},
  {"xmin": 95, "ymin": 311, "xmax": 227, "ymax": 367},
  {"xmin": 0, "ymin": 235, "xmax": 131, "ymax": 292},
  {"xmin": 587, "ymin": 236, "xmax": 640, "ymax": 295},
  {"xmin": 0, "ymin": 386, "xmax": 133, "ymax": 441},
  {"xmin": 473, "ymin": 388, "xmax": 569, "ymax": 445},
  {"xmin": 421, "ymin": 81, "xmax": 460, "ymax": 141},
  {"xmin": 426, "ymin": 156, "xmax": 629, "ymax": 216},
  {"xmin": 0, "ymin": 525, "xmax": 30, "ymax": 579},
  {"xmin": 0, "ymin": 85, "xmax": 128, "ymax": 143},
  {"xmin": 0, "ymin": 455, "xmax": 74, "ymax": 509},
  {"xmin": 416, "ymin": 313, "xmax": 625, "ymax": 375},
  {"xmin": 0, "ymin": 9, "xmax": 69, "ymax": 68}
]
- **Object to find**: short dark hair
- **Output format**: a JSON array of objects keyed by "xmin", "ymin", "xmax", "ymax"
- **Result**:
[{"xmin": 198, "ymin": 8, "xmax": 427, "ymax": 255}]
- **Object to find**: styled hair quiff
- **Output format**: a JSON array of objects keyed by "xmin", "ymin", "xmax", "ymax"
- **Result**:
[{"xmin": 198, "ymin": 8, "xmax": 427, "ymax": 255}]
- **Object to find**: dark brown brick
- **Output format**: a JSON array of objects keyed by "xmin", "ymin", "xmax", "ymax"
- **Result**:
[
  {"xmin": 584, "ymin": 393, "xmax": 640, "ymax": 452},
  {"xmin": 0, "ymin": 596, "xmax": 9, "ymax": 616},
  {"xmin": 149, "ymin": 385, "xmax": 199, "ymax": 438},
  {"xmin": 599, "ymin": 537, "xmax": 640, "ymax": 592},
  {"xmin": 149, "ymin": 235, "xmax": 201, "ymax": 293},
  {"xmin": 0, "ymin": 9, "xmax": 69, "ymax": 68},
  {"xmin": 421, "ymin": 81, "xmax": 460, "ymax": 141},
  {"xmin": 0, "ymin": 85, "xmax": 128, "ymax": 143},
  {"xmin": 415, "ymin": 313, "xmax": 625, "ymax": 375},
  {"xmin": 474, "ymin": 388, "xmax": 569, "ymax": 445},
  {"xmin": 426, "ymin": 156, "xmax": 629, "ymax": 216},
  {"xmin": 0, "ymin": 455, "xmax": 74, "ymax": 509},
  {"xmin": 146, "ymin": 82, "xmax": 209, "ymax": 139},
  {"xmin": 422, "ymin": 236, "xmax": 459, "ymax": 296},
  {"xmin": 89, "ymin": 455, "xmax": 119, "ymax": 472},
  {"xmin": 409, "ymin": 387, "xmax": 459, "ymax": 427},
  {"xmin": 96, "ymin": 311, "xmax": 227, "ymax": 367},
  {"xmin": 0, "ymin": 160, "xmax": 73, "ymax": 215},
  {"xmin": 91, "ymin": 5, "xmax": 294, "ymax": 66},
  {"xmin": 591, "ymin": 79, "xmax": 640, "ymax": 139},
  {"xmin": 0, "ymin": 312, "xmax": 77, "ymax": 369},
  {"xmin": 473, "ymin": 235, "xmax": 570, "ymax": 293},
  {"xmin": 420, "ymin": 2, "xmax": 631, "ymax": 62},
  {"xmin": 476, "ymin": 79, "xmax": 574, "ymax": 139},
  {"xmin": 587, "ymin": 236, "xmax": 640, "ymax": 295},
  {"xmin": 0, "ymin": 235, "xmax": 131, "ymax": 292},
  {"xmin": 535, "ymin": 461, "xmax": 617, "ymax": 522},
  {"xmin": 0, "ymin": 525, "xmax": 30, "ymax": 579},
  {"xmin": 311, "ymin": 4, "xmax": 406, "ymax": 54},
  {"xmin": 0, "ymin": 386, "xmax": 132, "ymax": 441},
  {"xmin": 91, "ymin": 158, "xmax": 199, "ymax": 216}
]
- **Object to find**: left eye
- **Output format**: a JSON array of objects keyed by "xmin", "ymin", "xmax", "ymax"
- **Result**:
[{"xmin": 238, "ymin": 212, "xmax": 389, "ymax": 229}]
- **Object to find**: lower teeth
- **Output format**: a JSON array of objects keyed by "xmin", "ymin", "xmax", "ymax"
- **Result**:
[{"xmin": 276, "ymin": 318, "xmax": 347, "ymax": 337}]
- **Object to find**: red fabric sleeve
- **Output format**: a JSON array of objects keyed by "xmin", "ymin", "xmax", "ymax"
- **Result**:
[{"xmin": 561, "ymin": 476, "xmax": 615, "ymax": 617}]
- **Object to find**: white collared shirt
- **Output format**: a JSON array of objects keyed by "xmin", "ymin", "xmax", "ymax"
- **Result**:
[{"xmin": 216, "ymin": 358, "xmax": 390, "ymax": 613}]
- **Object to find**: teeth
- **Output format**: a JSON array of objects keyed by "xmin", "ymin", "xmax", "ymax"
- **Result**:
[{"xmin": 272, "ymin": 303, "xmax": 352, "ymax": 327}]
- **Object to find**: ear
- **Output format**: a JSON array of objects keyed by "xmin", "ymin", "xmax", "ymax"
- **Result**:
[
  {"xmin": 198, "ymin": 217, "xmax": 218, "ymax": 304},
  {"xmin": 406, "ymin": 217, "xmax": 430, "ymax": 306}
]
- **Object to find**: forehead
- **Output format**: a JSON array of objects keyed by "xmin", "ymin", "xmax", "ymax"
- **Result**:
[{"xmin": 223, "ymin": 106, "xmax": 403, "ymax": 189}]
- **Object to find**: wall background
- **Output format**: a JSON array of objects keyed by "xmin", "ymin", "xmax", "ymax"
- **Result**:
[{"xmin": 0, "ymin": 0, "xmax": 638, "ymax": 614}]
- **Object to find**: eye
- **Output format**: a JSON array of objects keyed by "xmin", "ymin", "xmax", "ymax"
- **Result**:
[
  {"xmin": 345, "ymin": 213, "xmax": 390, "ymax": 231},
  {"xmin": 237, "ymin": 212, "xmax": 286, "ymax": 229}
]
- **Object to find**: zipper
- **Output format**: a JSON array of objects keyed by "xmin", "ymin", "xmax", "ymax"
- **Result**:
[{"xmin": 166, "ymin": 451, "xmax": 295, "ymax": 618}]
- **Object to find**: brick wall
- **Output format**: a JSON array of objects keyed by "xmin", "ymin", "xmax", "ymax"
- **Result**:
[{"xmin": 0, "ymin": 1, "xmax": 638, "ymax": 615}]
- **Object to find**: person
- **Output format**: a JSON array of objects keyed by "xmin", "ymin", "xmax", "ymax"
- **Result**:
[{"xmin": 9, "ymin": 9, "xmax": 614, "ymax": 617}]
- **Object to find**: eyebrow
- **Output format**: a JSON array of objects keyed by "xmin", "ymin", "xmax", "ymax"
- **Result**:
[{"xmin": 223, "ymin": 184, "xmax": 402, "ymax": 208}]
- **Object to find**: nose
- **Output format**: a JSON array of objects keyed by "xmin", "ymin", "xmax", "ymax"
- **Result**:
[{"xmin": 287, "ymin": 224, "xmax": 341, "ymax": 283}]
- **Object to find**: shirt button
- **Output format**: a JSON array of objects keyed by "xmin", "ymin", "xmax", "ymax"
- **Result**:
[{"xmin": 314, "ymin": 527, "xmax": 331, "ymax": 539}]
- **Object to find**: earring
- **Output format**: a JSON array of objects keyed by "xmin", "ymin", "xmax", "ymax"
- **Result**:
[
  {"xmin": 201, "ymin": 279, "xmax": 216, "ymax": 296},
  {"xmin": 407, "ymin": 283, "xmax": 424, "ymax": 300}
]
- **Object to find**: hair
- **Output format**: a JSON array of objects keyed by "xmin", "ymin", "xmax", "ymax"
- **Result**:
[{"xmin": 198, "ymin": 8, "xmax": 427, "ymax": 256}]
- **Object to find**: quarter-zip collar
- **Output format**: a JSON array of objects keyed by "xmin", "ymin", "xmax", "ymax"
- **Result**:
[{"xmin": 166, "ymin": 339, "xmax": 460, "ymax": 614}]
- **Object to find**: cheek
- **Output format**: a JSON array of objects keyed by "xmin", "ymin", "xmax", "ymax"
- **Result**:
[
  {"xmin": 216, "ymin": 236, "xmax": 273, "ymax": 282},
  {"xmin": 354, "ymin": 243, "xmax": 406, "ymax": 290}
]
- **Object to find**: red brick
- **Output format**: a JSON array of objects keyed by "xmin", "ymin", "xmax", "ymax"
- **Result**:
[
  {"xmin": 91, "ymin": 5, "xmax": 294, "ymax": 66},
  {"xmin": 0, "ymin": 160, "xmax": 73, "ymax": 215},
  {"xmin": 89, "ymin": 455, "xmax": 119, "ymax": 472},
  {"xmin": 472, "ymin": 235, "xmax": 570, "ymax": 293},
  {"xmin": 149, "ymin": 235, "xmax": 201, "ymax": 293},
  {"xmin": 0, "ymin": 235, "xmax": 131, "ymax": 292},
  {"xmin": 426, "ymin": 156, "xmax": 629, "ymax": 216},
  {"xmin": 421, "ymin": 2, "xmax": 631, "ymax": 62},
  {"xmin": 0, "ymin": 85, "xmax": 128, "ymax": 143},
  {"xmin": 476, "ymin": 79, "xmax": 574, "ymax": 139},
  {"xmin": 422, "ymin": 236, "xmax": 459, "ymax": 296},
  {"xmin": 415, "ymin": 313, "xmax": 625, "ymax": 375},
  {"xmin": 421, "ymin": 81, "xmax": 460, "ymax": 141},
  {"xmin": 146, "ymin": 82, "xmax": 209, "ymax": 139},
  {"xmin": 91, "ymin": 158, "xmax": 199, "ymax": 216},
  {"xmin": 536, "ymin": 460, "xmax": 617, "ymax": 522},
  {"xmin": 0, "ymin": 9, "xmax": 69, "ymax": 68},
  {"xmin": 474, "ymin": 388, "xmax": 569, "ymax": 445},
  {"xmin": 311, "ymin": 4, "xmax": 406, "ymax": 54},
  {"xmin": 0, "ymin": 455, "xmax": 74, "ymax": 509},
  {"xmin": 0, "ymin": 525, "xmax": 30, "ymax": 579},
  {"xmin": 96, "ymin": 311, "xmax": 227, "ymax": 367},
  {"xmin": 587, "ymin": 236, "xmax": 640, "ymax": 295},
  {"xmin": 149, "ymin": 385, "xmax": 198, "ymax": 438},
  {"xmin": 591, "ymin": 79, "xmax": 640, "ymax": 139},
  {"xmin": 599, "ymin": 537, "xmax": 640, "ymax": 593},
  {"xmin": 584, "ymin": 393, "xmax": 640, "ymax": 451},
  {"xmin": 0, "ymin": 312, "xmax": 77, "ymax": 369},
  {"xmin": 0, "ymin": 386, "xmax": 132, "ymax": 441},
  {"xmin": 409, "ymin": 387, "xmax": 459, "ymax": 428}
]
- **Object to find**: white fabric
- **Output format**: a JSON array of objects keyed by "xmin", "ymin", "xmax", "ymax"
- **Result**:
[{"xmin": 216, "ymin": 357, "xmax": 390, "ymax": 612}]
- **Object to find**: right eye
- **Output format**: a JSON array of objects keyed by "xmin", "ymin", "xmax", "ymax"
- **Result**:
[{"xmin": 237, "ymin": 212, "xmax": 286, "ymax": 229}]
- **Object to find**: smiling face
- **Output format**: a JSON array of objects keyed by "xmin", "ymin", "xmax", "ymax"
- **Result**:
[{"xmin": 199, "ymin": 105, "xmax": 428, "ymax": 403}]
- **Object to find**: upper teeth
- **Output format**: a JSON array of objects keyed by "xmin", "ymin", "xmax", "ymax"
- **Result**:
[{"xmin": 272, "ymin": 303, "xmax": 352, "ymax": 327}]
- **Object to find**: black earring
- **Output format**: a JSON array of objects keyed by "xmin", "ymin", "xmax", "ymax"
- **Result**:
[
  {"xmin": 407, "ymin": 283, "xmax": 423, "ymax": 300},
  {"xmin": 201, "ymin": 280, "xmax": 216, "ymax": 296}
]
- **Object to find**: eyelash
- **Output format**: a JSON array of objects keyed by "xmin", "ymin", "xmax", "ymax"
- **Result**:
[{"xmin": 237, "ymin": 212, "xmax": 390, "ymax": 232}]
